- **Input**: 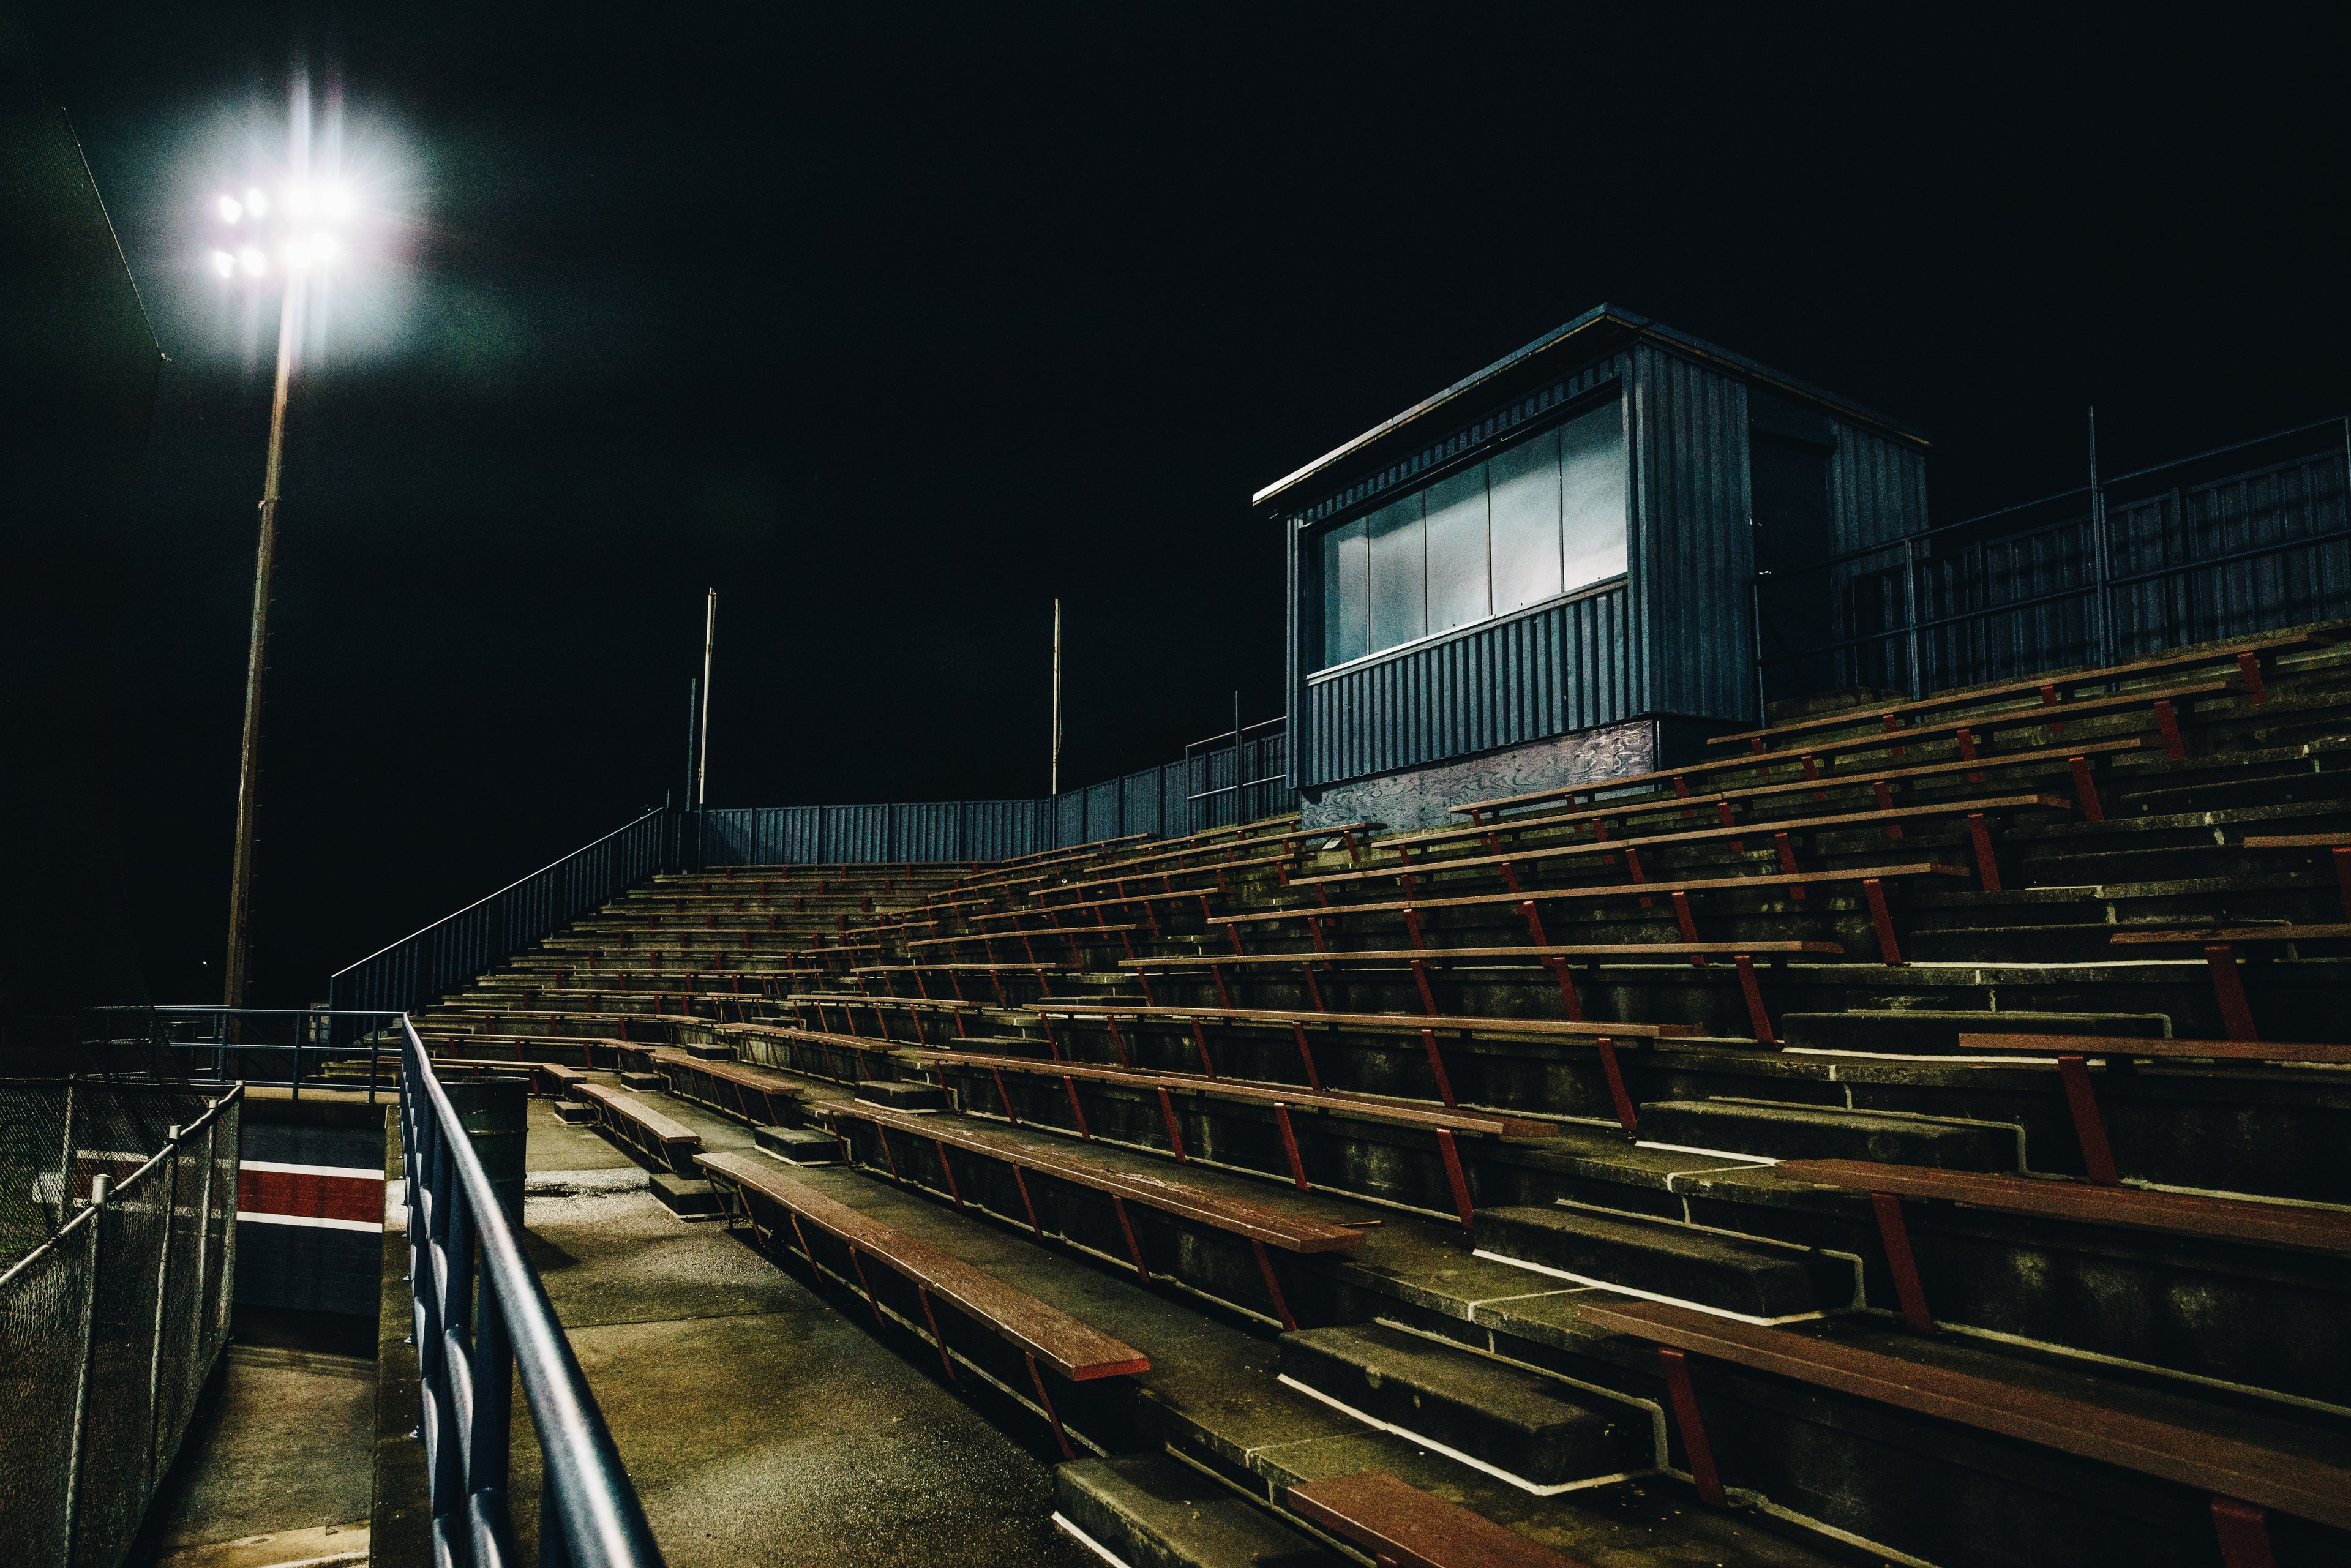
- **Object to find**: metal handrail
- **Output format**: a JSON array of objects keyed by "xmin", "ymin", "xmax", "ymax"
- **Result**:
[
  {"xmin": 328, "ymin": 807, "xmax": 675, "ymax": 1041},
  {"xmin": 336, "ymin": 806, "xmax": 669, "ymax": 977},
  {"xmin": 398, "ymin": 1015, "xmax": 664, "ymax": 1568},
  {"xmin": 133, "ymin": 1005, "xmax": 405, "ymax": 1103}
]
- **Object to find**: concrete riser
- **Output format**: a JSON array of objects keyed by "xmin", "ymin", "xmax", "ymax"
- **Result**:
[
  {"xmin": 831, "ymin": 1120, "xmax": 1301, "ymax": 1328},
  {"xmin": 1472, "ymin": 1206, "xmax": 1853, "ymax": 1318},
  {"xmin": 1277, "ymin": 1324, "xmax": 1649, "ymax": 1485}
]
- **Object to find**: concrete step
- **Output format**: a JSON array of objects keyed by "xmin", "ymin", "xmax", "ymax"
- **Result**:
[
  {"xmin": 650, "ymin": 1173, "xmax": 722, "ymax": 1216},
  {"xmin": 1637, "ymin": 1099, "xmax": 2017, "ymax": 1169},
  {"xmin": 684, "ymin": 1043, "xmax": 738, "ymax": 1060},
  {"xmin": 617, "ymin": 1071, "xmax": 663, "ymax": 1089},
  {"xmin": 1276, "ymin": 1324, "xmax": 1648, "ymax": 1489},
  {"xmin": 1777, "ymin": 1010, "xmax": 2169, "ymax": 1053},
  {"xmin": 1054, "ymin": 1454, "xmax": 1338, "ymax": 1568},
  {"xmin": 754, "ymin": 1124, "xmax": 838, "ymax": 1162},
  {"xmin": 852, "ymin": 1079, "xmax": 948, "ymax": 1112},
  {"xmin": 1905, "ymin": 923, "xmax": 2123, "ymax": 961},
  {"xmin": 1472, "ymin": 1203, "xmax": 1853, "ymax": 1319}
]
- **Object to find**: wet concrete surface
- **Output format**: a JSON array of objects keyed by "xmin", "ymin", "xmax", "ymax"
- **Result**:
[
  {"xmin": 516, "ymin": 1093, "xmax": 1093, "ymax": 1567},
  {"xmin": 133, "ymin": 1332, "xmax": 375, "ymax": 1566}
]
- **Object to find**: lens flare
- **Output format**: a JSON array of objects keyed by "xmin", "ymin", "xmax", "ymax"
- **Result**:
[
  {"xmin": 239, "ymin": 247, "xmax": 266, "ymax": 276},
  {"xmin": 245, "ymin": 187, "xmax": 268, "ymax": 216},
  {"xmin": 211, "ymin": 249, "xmax": 237, "ymax": 277},
  {"xmin": 217, "ymin": 195, "xmax": 242, "ymax": 223}
]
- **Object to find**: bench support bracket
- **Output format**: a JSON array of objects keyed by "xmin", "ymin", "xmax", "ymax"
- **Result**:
[
  {"xmin": 1871, "ymin": 1193, "xmax": 1935, "ymax": 1334},
  {"xmin": 2057, "ymin": 1054, "xmax": 2120, "ymax": 1185},
  {"xmin": 2212, "ymin": 1495, "xmax": 2276, "ymax": 1568},
  {"xmin": 1657, "ymin": 1348, "xmax": 1725, "ymax": 1507}
]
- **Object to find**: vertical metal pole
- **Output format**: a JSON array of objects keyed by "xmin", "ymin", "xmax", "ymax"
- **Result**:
[
  {"xmin": 189, "ymin": 1117, "xmax": 217, "ymax": 1360},
  {"xmin": 697, "ymin": 588, "xmax": 715, "ymax": 808},
  {"xmin": 1051, "ymin": 598, "xmax": 1061, "ymax": 798},
  {"xmin": 1232, "ymin": 690, "xmax": 1242, "ymax": 825},
  {"xmin": 2089, "ymin": 406, "xmax": 2113, "ymax": 667},
  {"xmin": 1902, "ymin": 537, "xmax": 1922, "ymax": 700},
  {"xmin": 62, "ymin": 1174, "xmax": 110, "ymax": 1568},
  {"xmin": 225, "ymin": 262, "xmax": 310, "ymax": 1013},
  {"xmin": 145, "ymin": 1128, "xmax": 182, "ymax": 1496},
  {"xmin": 683, "ymin": 683, "xmax": 697, "ymax": 812}
]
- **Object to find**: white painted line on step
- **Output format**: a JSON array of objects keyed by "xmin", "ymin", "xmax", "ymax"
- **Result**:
[
  {"xmin": 234, "ymin": 1211, "xmax": 383, "ymax": 1234},
  {"xmin": 240, "ymin": 1160, "xmax": 386, "ymax": 1181},
  {"xmin": 1370, "ymin": 1316, "xmax": 1670, "ymax": 1472},
  {"xmin": 1470, "ymin": 1250, "xmax": 1829, "ymax": 1327},
  {"xmin": 1631, "ymin": 1140, "xmax": 1778, "ymax": 1164},
  {"xmin": 1050, "ymin": 1511, "xmax": 1132, "ymax": 1568},
  {"xmin": 1276, "ymin": 1375, "xmax": 1644, "ymax": 1496}
]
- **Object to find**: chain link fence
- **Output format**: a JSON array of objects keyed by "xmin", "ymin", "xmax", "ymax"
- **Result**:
[{"xmin": 0, "ymin": 1081, "xmax": 241, "ymax": 1568}]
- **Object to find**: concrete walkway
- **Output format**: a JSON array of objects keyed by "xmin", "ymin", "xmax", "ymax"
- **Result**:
[
  {"xmin": 514, "ymin": 1092, "xmax": 1093, "ymax": 1568},
  {"xmin": 133, "ymin": 1329, "xmax": 375, "ymax": 1568}
]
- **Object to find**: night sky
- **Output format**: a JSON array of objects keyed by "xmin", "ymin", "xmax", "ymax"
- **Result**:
[{"xmin": 28, "ymin": 5, "xmax": 2351, "ymax": 1007}]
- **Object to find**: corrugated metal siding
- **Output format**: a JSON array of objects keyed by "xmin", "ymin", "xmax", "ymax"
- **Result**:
[
  {"xmin": 1826, "ymin": 418, "xmax": 1931, "ymax": 554},
  {"xmin": 1630, "ymin": 345, "xmax": 1754, "ymax": 721},
  {"xmin": 692, "ymin": 744, "xmax": 1305, "ymax": 867},
  {"xmin": 1302, "ymin": 585, "xmax": 1631, "ymax": 785},
  {"xmin": 2110, "ymin": 447, "xmax": 2351, "ymax": 655}
]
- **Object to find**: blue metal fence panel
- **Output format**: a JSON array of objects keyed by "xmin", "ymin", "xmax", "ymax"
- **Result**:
[
  {"xmin": 1299, "ymin": 584, "xmax": 1631, "ymax": 786},
  {"xmin": 891, "ymin": 801, "xmax": 962, "ymax": 862},
  {"xmin": 1760, "ymin": 420, "xmax": 2351, "ymax": 703}
]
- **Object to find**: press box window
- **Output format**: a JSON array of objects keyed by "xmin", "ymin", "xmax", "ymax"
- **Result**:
[{"xmin": 1317, "ymin": 397, "xmax": 1626, "ymax": 670}]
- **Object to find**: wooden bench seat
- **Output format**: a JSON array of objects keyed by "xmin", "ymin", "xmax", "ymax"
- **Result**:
[
  {"xmin": 853, "ymin": 961, "xmax": 1072, "ymax": 1008},
  {"xmin": 2109, "ymin": 923, "xmax": 2351, "ymax": 1042},
  {"xmin": 711, "ymin": 1022, "xmax": 904, "ymax": 1084},
  {"xmin": 696, "ymin": 1150, "xmax": 1146, "ymax": 1457},
  {"xmin": 906, "ymin": 1048, "xmax": 1556, "ymax": 1227},
  {"xmin": 570, "ymin": 1082, "xmax": 704, "ymax": 1175},
  {"xmin": 852, "ymin": 962, "xmax": 1074, "ymax": 975},
  {"xmin": 1209, "ymin": 864, "xmax": 1964, "ymax": 970},
  {"xmin": 1456, "ymin": 683, "xmax": 2222, "ymax": 823},
  {"xmin": 1038, "ymin": 844, "xmax": 1304, "ymax": 900},
  {"xmin": 632, "ymin": 1048, "xmax": 806, "ymax": 1124},
  {"xmin": 1703, "ymin": 632, "xmax": 2326, "ymax": 754},
  {"xmin": 1118, "ymin": 938, "xmax": 1834, "ymax": 1040},
  {"xmin": 816, "ymin": 1100, "xmax": 1363, "ymax": 1328},
  {"xmin": 1285, "ymin": 1470, "xmax": 1584, "ymax": 1568},
  {"xmin": 1032, "ymin": 999, "xmax": 1687, "ymax": 1127},
  {"xmin": 1954, "ymin": 1032, "xmax": 2351, "ymax": 1184},
  {"xmin": 1299, "ymin": 792, "xmax": 2069, "ymax": 899},
  {"xmin": 788, "ymin": 991, "xmax": 992, "ymax": 1048},
  {"xmin": 1458, "ymin": 735, "xmax": 2143, "ymax": 829},
  {"xmin": 1578, "ymin": 1297, "xmax": 2351, "ymax": 1553},
  {"xmin": 907, "ymin": 926, "xmax": 1139, "ymax": 947}
]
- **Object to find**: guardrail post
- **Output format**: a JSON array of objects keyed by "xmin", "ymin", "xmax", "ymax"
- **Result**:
[
  {"xmin": 144, "ymin": 1127, "xmax": 184, "ymax": 1496},
  {"xmin": 61, "ymin": 1172, "xmax": 109, "ymax": 1568},
  {"xmin": 189, "ymin": 1113, "xmax": 217, "ymax": 1368}
]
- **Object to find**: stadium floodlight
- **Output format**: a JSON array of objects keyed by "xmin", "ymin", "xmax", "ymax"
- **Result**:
[{"xmin": 206, "ymin": 79, "xmax": 381, "ymax": 1010}]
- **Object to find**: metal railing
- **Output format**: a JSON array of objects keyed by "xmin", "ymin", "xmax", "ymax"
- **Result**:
[
  {"xmin": 1184, "ymin": 713, "xmax": 1291, "ymax": 830},
  {"xmin": 397, "ymin": 1015, "xmax": 664, "ymax": 1567},
  {"xmin": 85, "ymin": 1005, "xmax": 401, "ymax": 1103},
  {"xmin": 329, "ymin": 807, "xmax": 674, "ymax": 1043},
  {"xmin": 0, "ymin": 1085, "xmax": 239, "ymax": 1568},
  {"xmin": 1754, "ymin": 416, "xmax": 2351, "ymax": 708}
]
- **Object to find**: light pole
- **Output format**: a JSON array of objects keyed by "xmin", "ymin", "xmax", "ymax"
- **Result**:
[{"xmin": 211, "ymin": 88, "xmax": 359, "ymax": 1008}]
